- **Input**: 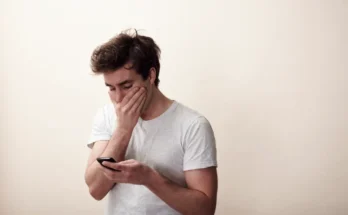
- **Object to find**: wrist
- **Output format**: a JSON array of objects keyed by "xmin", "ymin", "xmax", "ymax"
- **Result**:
[
  {"xmin": 145, "ymin": 168, "xmax": 164, "ymax": 188},
  {"xmin": 108, "ymin": 126, "xmax": 132, "ymax": 150},
  {"xmin": 115, "ymin": 126, "xmax": 133, "ymax": 138}
]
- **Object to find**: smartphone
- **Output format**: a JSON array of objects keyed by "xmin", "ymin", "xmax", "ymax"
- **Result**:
[{"xmin": 96, "ymin": 157, "xmax": 120, "ymax": 172}]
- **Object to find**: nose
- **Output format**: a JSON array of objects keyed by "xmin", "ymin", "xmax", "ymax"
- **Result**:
[{"xmin": 114, "ymin": 90, "xmax": 124, "ymax": 103}]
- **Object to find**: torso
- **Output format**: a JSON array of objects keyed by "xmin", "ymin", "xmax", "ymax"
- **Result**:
[{"xmin": 103, "ymin": 101, "xmax": 203, "ymax": 215}]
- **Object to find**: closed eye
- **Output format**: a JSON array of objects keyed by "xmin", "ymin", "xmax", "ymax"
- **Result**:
[
  {"xmin": 123, "ymin": 85, "xmax": 132, "ymax": 90},
  {"xmin": 105, "ymin": 83, "xmax": 116, "ymax": 91}
]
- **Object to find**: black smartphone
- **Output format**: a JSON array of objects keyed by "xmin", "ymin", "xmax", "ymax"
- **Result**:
[{"xmin": 96, "ymin": 157, "xmax": 120, "ymax": 172}]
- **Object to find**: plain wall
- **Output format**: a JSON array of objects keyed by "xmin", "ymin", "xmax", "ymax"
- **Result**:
[{"xmin": 1, "ymin": 0, "xmax": 347, "ymax": 214}]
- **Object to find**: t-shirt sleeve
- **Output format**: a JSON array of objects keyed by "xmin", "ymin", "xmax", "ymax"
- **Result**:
[
  {"xmin": 87, "ymin": 106, "xmax": 112, "ymax": 148},
  {"xmin": 183, "ymin": 116, "xmax": 217, "ymax": 171}
]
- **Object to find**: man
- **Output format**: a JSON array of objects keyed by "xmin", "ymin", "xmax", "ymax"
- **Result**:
[{"xmin": 84, "ymin": 29, "xmax": 218, "ymax": 215}]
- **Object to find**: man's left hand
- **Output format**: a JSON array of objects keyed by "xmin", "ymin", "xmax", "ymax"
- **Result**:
[{"xmin": 101, "ymin": 159, "xmax": 154, "ymax": 185}]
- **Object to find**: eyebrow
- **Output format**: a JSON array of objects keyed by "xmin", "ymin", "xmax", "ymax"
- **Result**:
[
  {"xmin": 105, "ymin": 83, "xmax": 113, "ymax": 87},
  {"xmin": 105, "ymin": 80, "xmax": 133, "ymax": 87}
]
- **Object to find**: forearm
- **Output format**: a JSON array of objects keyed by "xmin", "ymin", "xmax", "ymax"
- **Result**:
[
  {"xmin": 146, "ymin": 170, "xmax": 215, "ymax": 215},
  {"xmin": 85, "ymin": 160, "xmax": 115, "ymax": 200},
  {"xmin": 85, "ymin": 128, "xmax": 132, "ymax": 200},
  {"xmin": 100, "ymin": 128, "xmax": 131, "ymax": 161}
]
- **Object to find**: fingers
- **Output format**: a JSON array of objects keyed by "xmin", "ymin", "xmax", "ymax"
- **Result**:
[
  {"xmin": 102, "ymin": 167, "xmax": 124, "ymax": 181},
  {"xmin": 134, "ymin": 93, "xmax": 146, "ymax": 113},
  {"xmin": 102, "ymin": 161, "xmax": 119, "ymax": 170},
  {"xmin": 121, "ymin": 87, "xmax": 141, "ymax": 106},
  {"xmin": 117, "ymin": 159, "xmax": 136, "ymax": 165},
  {"xmin": 123, "ymin": 87, "xmax": 146, "ymax": 111},
  {"xmin": 135, "ymin": 95, "xmax": 146, "ymax": 113},
  {"xmin": 101, "ymin": 159, "xmax": 147, "ymax": 185},
  {"xmin": 102, "ymin": 160, "xmax": 132, "ymax": 172}
]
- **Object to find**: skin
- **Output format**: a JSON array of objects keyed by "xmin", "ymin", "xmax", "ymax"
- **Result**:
[{"xmin": 84, "ymin": 65, "xmax": 218, "ymax": 215}]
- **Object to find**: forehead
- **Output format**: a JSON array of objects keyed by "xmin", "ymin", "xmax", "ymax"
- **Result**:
[{"xmin": 103, "ymin": 67, "xmax": 140, "ymax": 85}]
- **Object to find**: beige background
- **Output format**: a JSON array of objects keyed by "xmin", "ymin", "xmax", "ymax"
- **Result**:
[{"xmin": 1, "ymin": 0, "xmax": 347, "ymax": 214}]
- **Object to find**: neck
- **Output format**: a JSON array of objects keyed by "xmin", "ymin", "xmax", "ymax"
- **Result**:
[{"xmin": 141, "ymin": 87, "xmax": 173, "ymax": 121}]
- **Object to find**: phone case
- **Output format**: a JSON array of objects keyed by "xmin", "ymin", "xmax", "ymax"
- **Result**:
[{"xmin": 96, "ymin": 157, "xmax": 120, "ymax": 172}]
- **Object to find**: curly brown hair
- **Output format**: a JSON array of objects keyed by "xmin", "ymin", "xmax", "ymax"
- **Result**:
[{"xmin": 90, "ymin": 29, "xmax": 161, "ymax": 87}]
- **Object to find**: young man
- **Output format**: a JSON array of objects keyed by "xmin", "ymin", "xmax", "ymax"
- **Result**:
[{"xmin": 84, "ymin": 30, "xmax": 218, "ymax": 215}]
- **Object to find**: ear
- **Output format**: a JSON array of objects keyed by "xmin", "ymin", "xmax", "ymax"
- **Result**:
[{"xmin": 148, "ymin": 67, "xmax": 157, "ymax": 85}]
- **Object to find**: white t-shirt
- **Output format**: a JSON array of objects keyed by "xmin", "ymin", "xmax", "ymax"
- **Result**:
[{"xmin": 87, "ymin": 101, "xmax": 217, "ymax": 215}]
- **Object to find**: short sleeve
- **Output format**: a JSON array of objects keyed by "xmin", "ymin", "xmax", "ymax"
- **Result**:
[
  {"xmin": 87, "ymin": 106, "xmax": 112, "ymax": 148},
  {"xmin": 183, "ymin": 116, "xmax": 217, "ymax": 171}
]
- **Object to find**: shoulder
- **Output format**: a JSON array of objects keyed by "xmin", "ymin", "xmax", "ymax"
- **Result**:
[
  {"xmin": 93, "ymin": 103, "xmax": 116, "ymax": 124},
  {"xmin": 99, "ymin": 103, "xmax": 114, "ymax": 113},
  {"xmin": 96, "ymin": 103, "xmax": 115, "ymax": 117},
  {"xmin": 173, "ymin": 102, "xmax": 212, "ymax": 131},
  {"xmin": 175, "ymin": 102, "xmax": 210, "ymax": 123}
]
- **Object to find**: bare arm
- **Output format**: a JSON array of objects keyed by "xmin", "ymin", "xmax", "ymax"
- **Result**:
[
  {"xmin": 84, "ymin": 129, "xmax": 132, "ymax": 200},
  {"xmin": 102, "ymin": 161, "xmax": 218, "ymax": 214},
  {"xmin": 146, "ymin": 167, "xmax": 218, "ymax": 215},
  {"xmin": 84, "ymin": 86, "xmax": 146, "ymax": 200}
]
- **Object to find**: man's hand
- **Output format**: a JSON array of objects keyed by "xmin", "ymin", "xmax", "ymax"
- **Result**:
[
  {"xmin": 102, "ymin": 159, "xmax": 217, "ymax": 214},
  {"xmin": 101, "ymin": 159, "xmax": 154, "ymax": 185},
  {"xmin": 109, "ymin": 87, "xmax": 147, "ymax": 131}
]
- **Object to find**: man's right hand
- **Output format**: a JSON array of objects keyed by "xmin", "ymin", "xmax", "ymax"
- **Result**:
[{"xmin": 109, "ymin": 87, "xmax": 147, "ymax": 132}]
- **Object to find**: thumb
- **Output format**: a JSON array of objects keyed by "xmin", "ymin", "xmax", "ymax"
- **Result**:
[
  {"xmin": 110, "ymin": 163, "xmax": 129, "ymax": 171},
  {"xmin": 101, "ymin": 162, "xmax": 123, "ymax": 172}
]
